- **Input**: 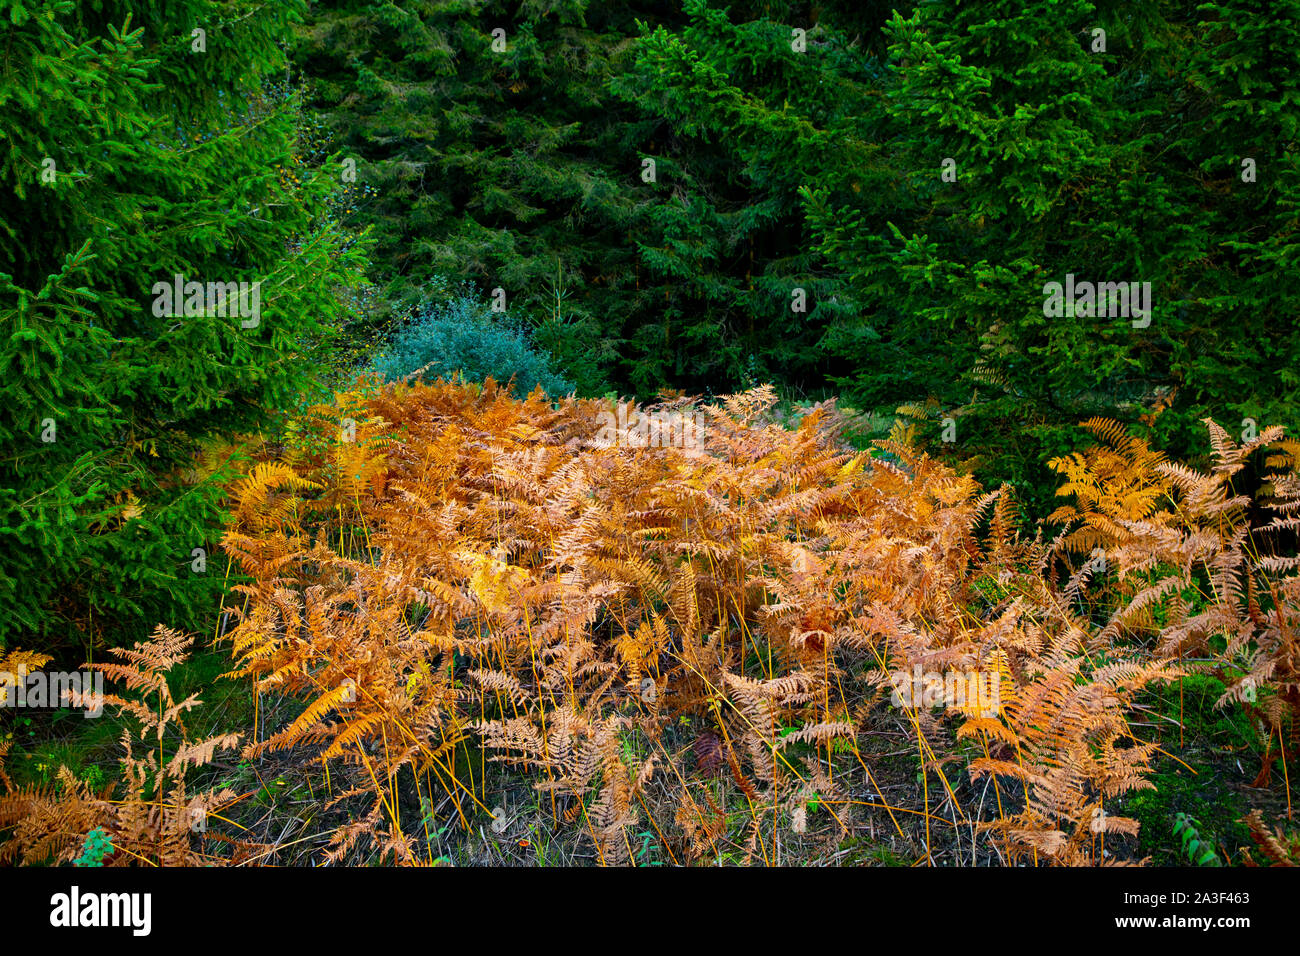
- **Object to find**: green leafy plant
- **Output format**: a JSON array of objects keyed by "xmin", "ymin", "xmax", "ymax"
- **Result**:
[
  {"xmin": 72, "ymin": 827, "xmax": 112, "ymax": 867},
  {"xmin": 1173, "ymin": 813, "xmax": 1223, "ymax": 867}
]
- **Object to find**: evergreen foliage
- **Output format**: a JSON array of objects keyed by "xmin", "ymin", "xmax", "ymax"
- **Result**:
[
  {"xmin": 370, "ymin": 283, "xmax": 574, "ymax": 396},
  {"xmin": 0, "ymin": 0, "xmax": 368, "ymax": 652},
  {"xmin": 802, "ymin": 0, "xmax": 1300, "ymax": 507}
]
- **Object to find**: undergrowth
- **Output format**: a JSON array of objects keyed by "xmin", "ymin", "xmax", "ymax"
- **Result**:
[{"xmin": 4, "ymin": 381, "xmax": 1298, "ymax": 866}]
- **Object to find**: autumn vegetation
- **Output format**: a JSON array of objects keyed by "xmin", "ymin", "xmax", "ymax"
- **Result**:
[
  {"xmin": 4, "ymin": 379, "xmax": 1298, "ymax": 866},
  {"xmin": 4, "ymin": 0, "xmax": 1298, "ymax": 869}
]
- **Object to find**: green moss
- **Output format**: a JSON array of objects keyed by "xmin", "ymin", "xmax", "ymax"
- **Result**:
[
  {"xmin": 1142, "ymin": 673, "xmax": 1263, "ymax": 753},
  {"xmin": 1121, "ymin": 675, "xmax": 1266, "ymax": 864},
  {"xmin": 1123, "ymin": 767, "xmax": 1250, "ymax": 864},
  {"xmin": 835, "ymin": 835, "xmax": 912, "ymax": 866}
]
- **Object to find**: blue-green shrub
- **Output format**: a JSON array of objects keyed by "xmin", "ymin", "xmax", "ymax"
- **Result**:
[{"xmin": 370, "ymin": 289, "xmax": 575, "ymax": 397}]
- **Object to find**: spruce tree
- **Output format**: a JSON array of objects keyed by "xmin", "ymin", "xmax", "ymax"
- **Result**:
[
  {"xmin": 294, "ymin": 0, "xmax": 670, "ymax": 395},
  {"xmin": 803, "ymin": 0, "xmax": 1300, "ymax": 509},
  {"xmin": 0, "ymin": 0, "xmax": 368, "ymax": 653},
  {"xmin": 295, "ymin": 1, "xmax": 861, "ymax": 397}
]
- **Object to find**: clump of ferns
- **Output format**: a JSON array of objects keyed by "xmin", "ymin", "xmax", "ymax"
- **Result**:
[{"xmin": 0, "ymin": 627, "xmax": 252, "ymax": 866}]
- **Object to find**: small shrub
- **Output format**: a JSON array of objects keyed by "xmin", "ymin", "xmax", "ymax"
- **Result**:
[{"xmin": 370, "ymin": 287, "xmax": 575, "ymax": 397}]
